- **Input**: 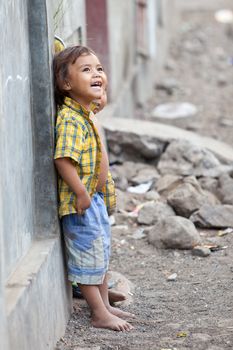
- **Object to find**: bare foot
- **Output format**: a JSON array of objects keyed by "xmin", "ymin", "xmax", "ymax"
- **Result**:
[
  {"xmin": 108, "ymin": 289, "xmax": 126, "ymax": 304},
  {"xmin": 107, "ymin": 305, "xmax": 135, "ymax": 319},
  {"xmin": 92, "ymin": 312, "xmax": 134, "ymax": 332}
]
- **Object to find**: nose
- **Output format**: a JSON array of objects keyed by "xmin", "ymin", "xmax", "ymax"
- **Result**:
[{"xmin": 93, "ymin": 68, "xmax": 101, "ymax": 77}]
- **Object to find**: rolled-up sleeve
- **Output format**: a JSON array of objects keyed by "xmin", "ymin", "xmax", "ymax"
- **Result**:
[
  {"xmin": 102, "ymin": 171, "xmax": 117, "ymax": 215},
  {"xmin": 54, "ymin": 119, "xmax": 86, "ymax": 163}
]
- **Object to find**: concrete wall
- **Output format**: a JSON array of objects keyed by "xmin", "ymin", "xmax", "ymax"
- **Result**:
[
  {"xmin": 106, "ymin": 0, "xmax": 178, "ymax": 119},
  {"xmin": 0, "ymin": 2, "xmax": 8, "ymax": 347},
  {"xmin": 0, "ymin": 0, "xmax": 71, "ymax": 348},
  {"xmin": 1, "ymin": 0, "xmax": 34, "ymax": 280},
  {"xmin": 107, "ymin": 0, "xmax": 135, "ymax": 102},
  {"xmin": 52, "ymin": 0, "xmax": 86, "ymax": 45},
  {"xmin": 151, "ymin": 0, "xmax": 179, "ymax": 75},
  {"xmin": 177, "ymin": 0, "xmax": 233, "ymax": 11}
]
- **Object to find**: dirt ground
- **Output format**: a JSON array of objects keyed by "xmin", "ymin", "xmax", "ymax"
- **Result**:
[{"xmin": 56, "ymin": 3, "xmax": 233, "ymax": 350}]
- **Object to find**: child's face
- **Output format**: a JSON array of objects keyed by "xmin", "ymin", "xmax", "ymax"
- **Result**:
[
  {"xmin": 63, "ymin": 53, "xmax": 106, "ymax": 109},
  {"xmin": 91, "ymin": 91, "xmax": 107, "ymax": 114}
]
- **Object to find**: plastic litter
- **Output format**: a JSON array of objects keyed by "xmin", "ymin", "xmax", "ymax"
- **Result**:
[
  {"xmin": 176, "ymin": 331, "xmax": 188, "ymax": 338},
  {"xmin": 203, "ymin": 244, "xmax": 228, "ymax": 251},
  {"xmin": 127, "ymin": 201, "xmax": 155, "ymax": 218},
  {"xmin": 152, "ymin": 102, "xmax": 197, "ymax": 119},
  {"xmin": 215, "ymin": 9, "xmax": 233, "ymax": 23},
  {"xmin": 167, "ymin": 273, "xmax": 177, "ymax": 281},
  {"xmin": 218, "ymin": 227, "xmax": 233, "ymax": 236},
  {"xmin": 127, "ymin": 181, "xmax": 153, "ymax": 194}
]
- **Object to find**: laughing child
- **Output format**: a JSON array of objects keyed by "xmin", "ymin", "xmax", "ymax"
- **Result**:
[{"xmin": 53, "ymin": 46, "xmax": 134, "ymax": 331}]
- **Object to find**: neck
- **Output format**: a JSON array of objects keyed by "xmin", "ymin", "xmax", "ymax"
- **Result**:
[{"xmin": 68, "ymin": 94, "xmax": 91, "ymax": 111}]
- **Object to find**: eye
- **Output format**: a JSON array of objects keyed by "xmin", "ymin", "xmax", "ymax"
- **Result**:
[
  {"xmin": 97, "ymin": 66, "xmax": 104, "ymax": 72},
  {"xmin": 83, "ymin": 67, "xmax": 90, "ymax": 72}
]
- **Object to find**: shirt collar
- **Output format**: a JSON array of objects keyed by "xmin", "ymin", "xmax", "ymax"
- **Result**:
[{"xmin": 64, "ymin": 97, "xmax": 91, "ymax": 120}]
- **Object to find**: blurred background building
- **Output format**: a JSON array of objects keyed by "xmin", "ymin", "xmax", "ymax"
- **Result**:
[{"xmin": 0, "ymin": 0, "xmax": 178, "ymax": 348}]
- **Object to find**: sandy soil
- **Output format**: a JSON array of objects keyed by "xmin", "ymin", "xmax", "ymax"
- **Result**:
[{"xmin": 56, "ymin": 3, "xmax": 233, "ymax": 350}]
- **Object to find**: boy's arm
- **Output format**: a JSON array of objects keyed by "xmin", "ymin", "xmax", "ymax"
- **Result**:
[{"xmin": 54, "ymin": 157, "xmax": 91, "ymax": 214}]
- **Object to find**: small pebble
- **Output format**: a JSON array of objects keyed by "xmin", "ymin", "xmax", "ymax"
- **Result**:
[
  {"xmin": 167, "ymin": 273, "xmax": 177, "ymax": 281},
  {"xmin": 192, "ymin": 246, "xmax": 211, "ymax": 257}
]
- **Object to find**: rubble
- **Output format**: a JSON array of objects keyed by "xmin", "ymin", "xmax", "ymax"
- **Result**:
[
  {"xmin": 157, "ymin": 139, "xmax": 233, "ymax": 177},
  {"xmin": 107, "ymin": 128, "xmax": 233, "ymax": 251},
  {"xmin": 190, "ymin": 204, "xmax": 233, "ymax": 228}
]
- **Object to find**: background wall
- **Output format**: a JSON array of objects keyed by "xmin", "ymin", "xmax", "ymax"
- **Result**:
[
  {"xmin": 0, "ymin": 0, "xmax": 71, "ymax": 349},
  {"xmin": 1, "ymin": 0, "xmax": 34, "ymax": 280},
  {"xmin": 105, "ymin": 0, "xmax": 178, "ymax": 119},
  {"xmin": 52, "ymin": 0, "xmax": 86, "ymax": 45},
  {"xmin": 107, "ymin": 0, "xmax": 136, "ymax": 102}
]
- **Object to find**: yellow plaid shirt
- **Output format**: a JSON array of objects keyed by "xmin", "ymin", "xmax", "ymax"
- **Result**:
[{"xmin": 54, "ymin": 97, "xmax": 116, "ymax": 217}]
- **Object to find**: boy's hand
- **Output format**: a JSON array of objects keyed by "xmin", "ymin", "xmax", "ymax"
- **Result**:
[{"xmin": 75, "ymin": 190, "xmax": 91, "ymax": 215}]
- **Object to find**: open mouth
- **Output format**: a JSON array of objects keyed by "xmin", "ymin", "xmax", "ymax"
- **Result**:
[{"xmin": 91, "ymin": 81, "xmax": 102, "ymax": 88}]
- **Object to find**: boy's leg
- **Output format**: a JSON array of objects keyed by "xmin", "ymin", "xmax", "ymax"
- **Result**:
[
  {"xmin": 78, "ymin": 283, "xmax": 133, "ymax": 331},
  {"xmin": 108, "ymin": 289, "xmax": 126, "ymax": 304},
  {"xmin": 72, "ymin": 282, "xmax": 126, "ymax": 303},
  {"xmin": 98, "ymin": 275, "xmax": 135, "ymax": 319}
]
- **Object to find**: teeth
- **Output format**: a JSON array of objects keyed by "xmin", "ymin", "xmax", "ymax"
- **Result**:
[{"xmin": 92, "ymin": 82, "xmax": 101, "ymax": 87}]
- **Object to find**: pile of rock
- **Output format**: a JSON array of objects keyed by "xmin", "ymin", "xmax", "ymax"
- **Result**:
[{"xmin": 109, "ymin": 138, "xmax": 233, "ymax": 253}]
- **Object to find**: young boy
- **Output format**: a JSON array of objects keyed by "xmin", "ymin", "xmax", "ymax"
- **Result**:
[
  {"xmin": 72, "ymin": 89, "xmax": 127, "ymax": 305},
  {"xmin": 53, "ymin": 46, "xmax": 134, "ymax": 331}
]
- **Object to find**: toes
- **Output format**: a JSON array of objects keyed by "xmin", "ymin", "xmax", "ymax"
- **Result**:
[
  {"xmin": 123, "ymin": 321, "xmax": 134, "ymax": 332},
  {"xmin": 115, "ymin": 324, "xmax": 123, "ymax": 332},
  {"xmin": 119, "ymin": 324, "xmax": 126, "ymax": 332}
]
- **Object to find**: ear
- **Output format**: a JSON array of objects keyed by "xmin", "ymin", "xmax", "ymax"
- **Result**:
[{"xmin": 63, "ymin": 80, "xmax": 71, "ymax": 91}]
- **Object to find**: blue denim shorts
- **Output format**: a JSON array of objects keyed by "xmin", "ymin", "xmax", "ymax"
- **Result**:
[{"xmin": 61, "ymin": 192, "xmax": 111, "ymax": 285}]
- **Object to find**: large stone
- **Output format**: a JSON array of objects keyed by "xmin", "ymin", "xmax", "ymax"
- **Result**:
[
  {"xmin": 190, "ymin": 204, "xmax": 233, "ymax": 228},
  {"xmin": 111, "ymin": 162, "xmax": 159, "ymax": 189},
  {"xmin": 131, "ymin": 166, "xmax": 160, "ymax": 185},
  {"xmin": 167, "ymin": 176, "xmax": 219, "ymax": 217},
  {"xmin": 111, "ymin": 166, "xmax": 128, "ymax": 190},
  {"xmin": 118, "ymin": 161, "xmax": 146, "ymax": 180},
  {"xmin": 167, "ymin": 182, "xmax": 206, "ymax": 217},
  {"xmin": 107, "ymin": 271, "xmax": 134, "ymax": 306},
  {"xmin": 156, "ymin": 174, "xmax": 183, "ymax": 195},
  {"xmin": 101, "ymin": 115, "xmax": 233, "ymax": 163},
  {"xmin": 147, "ymin": 216, "xmax": 200, "ymax": 249},
  {"xmin": 157, "ymin": 139, "xmax": 233, "ymax": 177},
  {"xmin": 106, "ymin": 129, "xmax": 165, "ymax": 162},
  {"xmin": 217, "ymin": 173, "xmax": 233, "ymax": 205},
  {"xmin": 137, "ymin": 201, "xmax": 175, "ymax": 225},
  {"xmin": 144, "ymin": 190, "xmax": 160, "ymax": 201},
  {"xmin": 198, "ymin": 177, "xmax": 219, "ymax": 196},
  {"xmin": 192, "ymin": 246, "xmax": 211, "ymax": 257}
]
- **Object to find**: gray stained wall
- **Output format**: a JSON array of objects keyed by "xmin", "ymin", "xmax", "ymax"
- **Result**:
[
  {"xmin": 0, "ymin": 0, "xmax": 70, "ymax": 349},
  {"xmin": 1, "ymin": 0, "xmax": 34, "ymax": 279}
]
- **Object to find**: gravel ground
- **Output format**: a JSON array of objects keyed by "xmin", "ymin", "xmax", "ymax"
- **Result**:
[{"xmin": 56, "ymin": 3, "xmax": 233, "ymax": 350}]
